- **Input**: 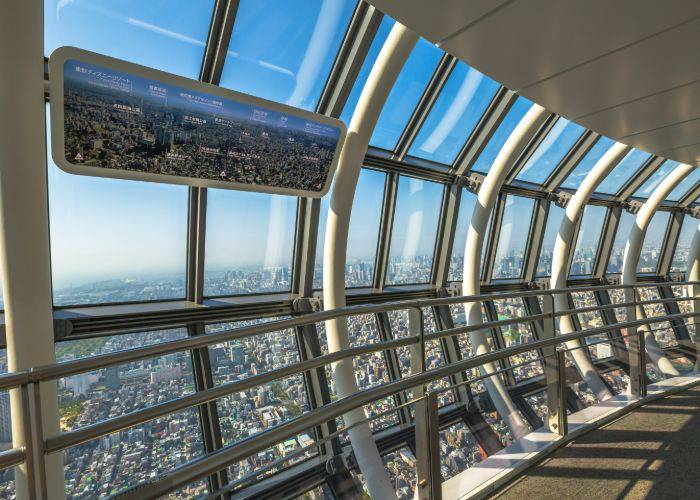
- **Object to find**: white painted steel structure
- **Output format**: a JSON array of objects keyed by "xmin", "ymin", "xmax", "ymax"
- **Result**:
[
  {"xmin": 322, "ymin": 21, "xmax": 418, "ymax": 499},
  {"xmin": 622, "ymin": 163, "xmax": 695, "ymax": 377},
  {"xmin": 0, "ymin": 2, "xmax": 64, "ymax": 498},
  {"xmin": 462, "ymin": 103, "xmax": 548, "ymax": 439},
  {"xmin": 550, "ymin": 142, "xmax": 630, "ymax": 401}
]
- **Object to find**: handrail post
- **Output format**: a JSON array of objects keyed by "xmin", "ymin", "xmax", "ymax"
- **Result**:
[
  {"xmin": 414, "ymin": 392, "xmax": 441, "ymax": 500},
  {"xmin": 544, "ymin": 346, "xmax": 568, "ymax": 436},
  {"xmin": 628, "ymin": 287, "xmax": 645, "ymax": 398}
]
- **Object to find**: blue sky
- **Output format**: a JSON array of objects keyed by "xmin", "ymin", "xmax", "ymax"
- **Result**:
[{"xmin": 42, "ymin": 0, "xmax": 694, "ymax": 289}]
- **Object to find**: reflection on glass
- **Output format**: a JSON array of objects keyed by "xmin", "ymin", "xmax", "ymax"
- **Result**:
[
  {"xmin": 44, "ymin": 0, "xmax": 215, "ymax": 78},
  {"xmin": 561, "ymin": 137, "xmax": 616, "ymax": 189},
  {"xmin": 471, "ymin": 97, "xmax": 533, "ymax": 174},
  {"xmin": 448, "ymin": 190, "xmax": 477, "ymax": 281},
  {"xmin": 516, "ymin": 118, "xmax": 585, "ymax": 184},
  {"xmin": 386, "ymin": 177, "xmax": 443, "ymax": 284},
  {"xmin": 56, "ymin": 329, "xmax": 206, "ymax": 497},
  {"xmin": 607, "ymin": 211, "xmax": 635, "ymax": 273},
  {"xmin": 220, "ymin": 0, "xmax": 356, "ymax": 110},
  {"xmin": 408, "ymin": 62, "xmax": 500, "ymax": 165},
  {"xmin": 204, "ymin": 190, "xmax": 296, "ymax": 295},
  {"xmin": 595, "ymin": 149, "xmax": 651, "ymax": 194},
  {"xmin": 370, "ymin": 39, "xmax": 442, "ymax": 150},
  {"xmin": 340, "ymin": 16, "xmax": 394, "ymax": 125},
  {"xmin": 492, "ymin": 196, "xmax": 535, "ymax": 279},
  {"xmin": 671, "ymin": 217, "xmax": 700, "ymax": 272},
  {"xmin": 571, "ymin": 205, "xmax": 606, "ymax": 275},
  {"xmin": 665, "ymin": 168, "xmax": 700, "ymax": 201},
  {"xmin": 638, "ymin": 211, "xmax": 670, "ymax": 273},
  {"xmin": 314, "ymin": 168, "xmax": 385, "ymax": 288},
  {"xmin": 536, "ymin": 204, "xmax": 565, "ymax": 277},
  {"xmin": 633, "ymin": 160, "xmax": 680, "ymax": 198},
  {"xmin": 48, "ymin": 137, "xmax": 188, "ymax": 305}
]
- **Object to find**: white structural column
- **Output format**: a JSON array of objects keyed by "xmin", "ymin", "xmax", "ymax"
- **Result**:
[
  {"xmin": 0, "ymin": 1, "xmax": 65, "ymax": 499},
  {"xmin": 687, "ymin": 224, "xmax": 700, "ymax": 373},
  {"xmin": 462, "ymin": 104, "xmax": 548, "ymax": 439},
  {"xmin": 323, "ymin": 22, "xmax": 418, "ymax": 500},
  {"xmin": 622, "ymin": 163, "xmax": 695, "ymax": 377},
  {"xmin": 550, "ymin": 143, "xmax": 630, "ymax": 401}
]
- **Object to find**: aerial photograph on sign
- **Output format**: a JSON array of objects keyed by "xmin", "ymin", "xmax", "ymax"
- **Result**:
[{"xmin": 60, "ymin": 59, "xmax": 342, "ymax": 192}]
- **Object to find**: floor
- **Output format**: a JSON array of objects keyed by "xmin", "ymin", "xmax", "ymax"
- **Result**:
[{"xmin": 490, "ymin": 385, "xmax": 700, "ymax": 499}]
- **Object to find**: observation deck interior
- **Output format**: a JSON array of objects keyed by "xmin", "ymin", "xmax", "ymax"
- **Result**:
[{"xmin": 0, "ymin": 1, "xmax": 699, "ymax": 500}]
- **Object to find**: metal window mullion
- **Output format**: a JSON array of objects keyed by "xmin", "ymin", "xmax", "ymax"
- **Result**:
[
  {"xmin": 294, "ymin": 321, "xmax": 342, "ymax": 458},
  {"xmin": 658, "ymin": 211, "xmax": 683, "ymax": 276},
  {"xmin": 185, "ymin": 189, "xmax": 228, "ymax": 493},
  {"xmin": 482, "ymin": 194, "xmax": 506, "ymax": 284},
  {"xmin": 291, "ymin": 197, "xmax": 321, "ymax": 298},
  {"xmin": 616, "ymin": 156, "xmax": 665, "ymax": 200},
  {"xmin": 316, "ymin": 2, "xmax": 384, "ymax": 118},
  {"xmin": 374, "ymin": 312, "xmax": 412, "ymax": 424},
  {"xmin": 543, "ymin": 131, "xmax": 600, "ymax": 191},
  {"xmin": 393, "ymin": 54, "xmax": 457, "ymax": 160},
  {"xmin": 452, "ymin": 87, "xmax": 518, "ymax": 176},
  {"xmin": 565, "ymin": 211, "xmax": 584, "ymax": 281},
  {"xmin": 522, "ymin": 198, "xmax": 548, "ymax": 283},
  {"xmin": 593, "ymin": 290, "xmax": 630, "ymax": 366},
  {"xmin": 679, "ymin": 181, "xmax": 700, "ymax": 208},
  {"xmin": 187, "ymin": 2, "xmax": 239, "ymax": 489},
  {"xmin": 656, "ymin": 284, "xmax": 691, "ymax": 343},
  {"xmin": 483, "ymin": 301, "xmax": 517, "ymax": 386},
  {"xmin": 504, "ymin": 113, "xmax": 558, "ymax": 184},
  {"xmin": 594, "ymin": 206, "xmax": 621, "ymax": 278},
  {"xmin": 430, "ymin": 184, "xmax": 461, "ymax": 288},
  {"xmin": 372, "ymin": 172, "xmax": 399, "ymax": 290}
]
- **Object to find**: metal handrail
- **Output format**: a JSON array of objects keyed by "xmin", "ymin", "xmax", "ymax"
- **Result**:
[{"xmin": 2, "ymin": 281, "xmax": 696, "ymax": 499}]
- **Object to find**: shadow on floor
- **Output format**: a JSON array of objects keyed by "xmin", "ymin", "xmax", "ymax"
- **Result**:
[{"xmin": 490, "ymin": 386, "xmax": 700, "ymax": 499}]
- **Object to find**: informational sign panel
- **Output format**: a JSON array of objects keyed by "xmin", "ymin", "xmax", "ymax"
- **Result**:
[{"xmin": 49, "ymin": 47, "xmax": 346, "ymax": 197}]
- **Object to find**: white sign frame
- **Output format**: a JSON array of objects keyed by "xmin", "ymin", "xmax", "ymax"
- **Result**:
[{"xmin": 49, "ymin": 46, "xmax": 346, "ymax": 198}]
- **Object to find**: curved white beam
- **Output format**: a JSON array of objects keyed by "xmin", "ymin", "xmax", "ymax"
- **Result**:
[
  {"xmin": 463, "ymin": 104, "xmax": 548, "ymax": 439},
  {"xmin": 550, "ymin": 142, "xmax": 630, "ymax": 401},
  {"xmin": 322, "ymin": 22, "xmax": 418, "ymax": 500},
  {"xmin": 622, "ymin": 163, "xmax": 695, "ymax": 377},
  {"xmin": 687, "ymin": 223, "xmax": 700, "ymax": 373}
]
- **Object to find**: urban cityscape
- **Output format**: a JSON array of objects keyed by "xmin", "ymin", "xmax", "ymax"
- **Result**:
[
  {"xmin": 62, "ymin": 60, "xmax": 340, "ymax": 193},
  {"xmin": 0, "ymin": 239, "xmax": 694, "ymax": 498}
]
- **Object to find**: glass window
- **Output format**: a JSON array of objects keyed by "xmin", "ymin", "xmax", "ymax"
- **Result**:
[
  {"xmin": 638, "ymin": 211, "xmax": 670, "ymax": 273},
  {"xmin": 56, "ymin": 329, "xmax": 206, "ymax": 497},
  {"xmin": 561, "ymin": 137, "xmax": 616, "ymax": 189},
  {"xmin": 386, "ymin": 177, "xmax": 443, "ymax": 285},
  {"xmin": 516, "ymin": 118, "xmax": 586, "ymax": 184},
  {"xmin": 607, "ymin": 211, "xmax": 635, "ymax": 274},
  {"xmin": 470, "ymin": 97, "xmax": 533, "ymax": 174},
  {"xmin": 219, "ymin": 0, "xmax": 356, "ymax": 110},
  {"xmin": 44, "ymin": 0, "xmax": 215, "ymax": 79},
  {"xmin": 448, "ymin": 190, "xmax": 477, "ymax": 282},
  {"xmin": 314, "ymin": 168, "xmax": 385, "ymax": 288},
  {"xmin": 595, "ymin": 149, "xmax": 652, "ymax": 195},
  {"xmin": 48, "ymin": 112, "xmax": 188, "ymax": 306},
  {"xmin": 204, "ymin": 190, "xmax": 296, "ymax": 296},
  {"xmin": 671, "ymin": 217, "xmax": 699, "ymax": 272},
  {"xmin": 340, "ymin": 16, "xmax": 394, "ymax": 125},
  {"xmin": 633, "ymin": 160, "xmax": 680, "ymax": 198},
  {"xmin": 536, "ymin": 203, "xmax": 565, "ymax": 277},
  {"xmin": 666, "ymin": 168, "xmax": 700, "ymax": 201},
  {"xmin": 570, "ymin": 205, "xmax": 607, "ymax": 275},
  {"xmin": 370, "ymin": 39, "xmax": 442, "ymax": 150},
  {"xmin": 408, "ymin": 62, "xmax": 500, "ymax": 165},
  {"xmin": 492, "ymin": 196, "xmax": 535, "ymax": 279}
]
